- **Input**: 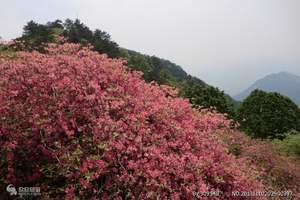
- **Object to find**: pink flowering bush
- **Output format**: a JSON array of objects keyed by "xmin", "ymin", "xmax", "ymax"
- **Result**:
[
  {"xmin": 0, "ymin": 43, "xmax": 264, "ymax": 199},
  {"xmin": 221, "ymin": 131, "xmax": 300, "ymax": 199}
]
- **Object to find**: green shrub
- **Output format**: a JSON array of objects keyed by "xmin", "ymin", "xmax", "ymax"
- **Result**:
[
  {"xmin": 237, "ymin": 90, "xmax": 300, "ymax": 139},
  {"xmin": 274, "ymin": 130, "xmax": 300, "ymax": 158}
]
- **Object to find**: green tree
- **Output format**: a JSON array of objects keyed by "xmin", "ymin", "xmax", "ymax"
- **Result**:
[
  {"xmin": 180, "ymin": 78, "xmax": 235, "ymax": 117},
  {"xmin": 63, "ymin": 19, "xmax": 120, "ymax": 57},
  {"xmin": 21, "ymin": 20, "xmax": 54, "ymax": 50},
  {"xmin": 93, "ymin": 29, "xmax": 120, "ymax": 57},
  {"xmin": 237, "ymin": 89, "xmax": 300, "ymax": 139},
  {"xmin": 63, "ymin": 19, "xmax": 93, "ymax": 43},
  {"xmin": 17, "ymin": 19, "xmax": 120, "ymax": 57}
]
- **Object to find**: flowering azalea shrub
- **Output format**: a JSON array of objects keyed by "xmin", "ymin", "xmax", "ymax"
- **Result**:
[
  {"xmin": 0, "ymin": 43, "xmax": 264, "ymax": 199},
  {"xmin": 221, "ymin": 131, "xmax": 300, "ymax": 199}
]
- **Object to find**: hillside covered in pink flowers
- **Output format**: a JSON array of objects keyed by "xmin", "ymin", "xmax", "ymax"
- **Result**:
[{"xmin": 0, "ymin": 43, "xmax": 270, "ymax": 199}]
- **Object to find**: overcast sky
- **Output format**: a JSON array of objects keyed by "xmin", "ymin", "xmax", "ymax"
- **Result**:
[{"xmin": 1, "ymin": 0, "xmax": 299, "ymax": 95}]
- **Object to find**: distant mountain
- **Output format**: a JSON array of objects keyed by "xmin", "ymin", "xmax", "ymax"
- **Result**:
[{"xmin": 235, "ymin": 72, "xmax": 300, "ymax": 106}]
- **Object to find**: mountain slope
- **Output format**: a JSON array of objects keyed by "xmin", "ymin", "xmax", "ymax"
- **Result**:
[
  {"xmin": 6, "ymin": 19, "xmax": 237, "ymax": 115},
  {"xmin": 235, "ymin": 72, "xmax": 300, "ymax": 106}
]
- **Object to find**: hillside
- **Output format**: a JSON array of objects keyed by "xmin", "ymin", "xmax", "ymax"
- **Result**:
[
  {"xmin": 13, "ymin": 19, "xmax": 202, "ymax": 87},
  {"xmin": 235, "ymin": 72, "xmax": 300, "ymax": 106},
  {"xmin": 8, "ymin": 19, "xmax": 236, "ymax": 115},
  {"xmin": 0, "ymin": 43, "xmax": 264, "ymax": 199}
]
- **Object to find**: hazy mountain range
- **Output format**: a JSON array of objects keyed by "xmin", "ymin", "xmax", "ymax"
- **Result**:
[{"xmin": 235, "ymin": 72, "xmax": 300, "ymax": 106}]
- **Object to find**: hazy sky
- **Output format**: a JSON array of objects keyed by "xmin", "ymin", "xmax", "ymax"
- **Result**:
[{"xmin": 1, "ymin": 0, "xmax": 300, "ymax": 95}]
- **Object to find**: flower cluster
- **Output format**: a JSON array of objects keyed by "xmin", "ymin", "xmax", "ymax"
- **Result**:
[{"xmin": 0, "ymin": 43, "xmax": 264, "ymax": 199}]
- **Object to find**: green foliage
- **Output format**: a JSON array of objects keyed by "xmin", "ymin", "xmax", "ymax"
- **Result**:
[
  {"xmin": 237, "ymin": 89, "xmax": 300, "ymax": 139},
  {"xmin": 20, "ymin": 20, "xmax": 61, "ymax": 51},
  {"xmin": 0, "ymin": 43, "xmax": 5, "ymax": 52},
  {"xmin": 180, "ymin": 77, "xmax": 235, "ymax": 117},
  {"xmin": 0, "ymin": 42, "xmax": 16, "ymax": 57},
  {"xmin": 121, "ymin": 49, "xmax": 188, "ymax": 85},
  {"xmin": 274, "ymin": 130, "xmax": 300, "ymax": 158},
  {"xmin": 63, "ymin": 19, "xmax": 120, "ymax": 57},
  {"xmin": 17, "ymin": 19, "xmax": 120, "ymax": 57}
]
